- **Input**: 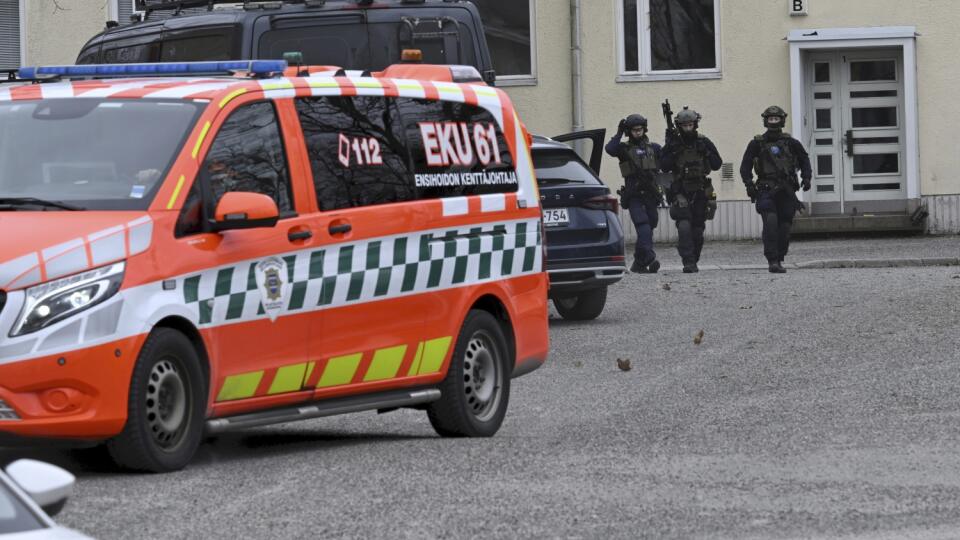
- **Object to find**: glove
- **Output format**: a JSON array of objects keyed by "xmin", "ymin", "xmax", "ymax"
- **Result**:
[
  {"xmin": 617, "ymin": 118, "xmax": 627, "ymax": 136},
  {"xmin": 801, "ymin": 178, "xmax": 812, "ymax": 192},
  {"xmin": 745, "ymin": 183, "xmax": 759, "ymax": 202}
]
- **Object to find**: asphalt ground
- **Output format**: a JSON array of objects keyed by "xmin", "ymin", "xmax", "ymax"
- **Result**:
[{"xmin": 3, "ymin": 242, "xmax": 960, "ymax": 539}]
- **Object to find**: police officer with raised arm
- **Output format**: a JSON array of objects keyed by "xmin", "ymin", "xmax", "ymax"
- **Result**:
[
  {"xmin": 660, "ymin": 107, "xmax": 722, "ymax": 273},
  {"xmin": 605, "ymin": 114, "xmax": 663, "ymax": 274},
  {"xmin": 740, "ymin": 105, "xmax": 812, "ymax": 273}
]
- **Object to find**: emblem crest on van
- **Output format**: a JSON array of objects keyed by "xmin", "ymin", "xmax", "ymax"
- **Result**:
[{"xmin": 255, "ymin": 257, "xmax": 290, "ymax": 322}]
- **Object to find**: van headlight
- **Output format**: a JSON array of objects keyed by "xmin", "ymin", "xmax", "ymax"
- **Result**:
[{"xmin": 11, "ymin": 262, "xmax": 125, "ymax": 337}]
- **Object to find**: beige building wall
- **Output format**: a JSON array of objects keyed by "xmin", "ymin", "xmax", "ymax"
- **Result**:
[
  {"xmin": 507, "ymin": 0, "xmax": 960, "ymax": 203},
  {"xmin": 23, "ymin": 0, "xmax": 107, "ymax": 65}
]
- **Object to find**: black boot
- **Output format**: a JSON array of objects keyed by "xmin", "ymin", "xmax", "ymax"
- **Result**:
[
  {"xmin": 683, "ymin": 263, "xmax": 699, "ymax": 273},
  {"xmin": 768, "ymin": 261, "xmax": 786, "ymax": 273},
  {"xmin": 630, "ymin": 259, "xmax": 646, "ymax": 273},
  {"xmin": 646, "ymin": 259, "xmax": 661, "ymax": 274}
]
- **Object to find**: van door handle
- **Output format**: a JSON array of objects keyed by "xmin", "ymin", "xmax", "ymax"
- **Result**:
[
  {"xmin": 288, "ymin": 230, "xmax": 313, "ymax": 242},
  {"xmin": 329, "ymin": 223, "xmax": 352, "ymax": 235}
]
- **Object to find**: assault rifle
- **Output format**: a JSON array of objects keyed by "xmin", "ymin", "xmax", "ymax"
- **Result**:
[{"xmin": 662, "ymin": 99, "xmax": 678, "ymax": 144}]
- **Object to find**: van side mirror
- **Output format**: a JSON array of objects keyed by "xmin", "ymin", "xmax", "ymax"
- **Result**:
[
  {"xmin": 210, "ymin": 192, "xmax": 280, "ymax": 232},
  {"xmin": 5, "ymin": 459, "xmax": 75, "ymax": 517}
]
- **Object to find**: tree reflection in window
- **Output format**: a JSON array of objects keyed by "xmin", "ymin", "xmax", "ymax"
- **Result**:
[
  {"xmin": 202, "ymin": 101, "xmax": 293, "ymax": 212},
  {"xmin": 649, "ymin": 0, "xmax": 716, "ymax": 71},
  {"xmin": 296, "ymin": 96, "xmax": 414, "ymax": 211}
]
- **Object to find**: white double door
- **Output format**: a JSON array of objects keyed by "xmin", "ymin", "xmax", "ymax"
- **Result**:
[{"xmin": 805, "ymin": 49, "xmax": 907, "ymax": 214}]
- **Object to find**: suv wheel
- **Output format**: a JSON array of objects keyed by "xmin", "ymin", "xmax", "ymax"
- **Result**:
[
  {"xmin": 427, "ymin": 310, "xmax": 510, "ymax": 437},
  {"xmin": 553, "ymin": 287, "xmax": 608, "ymax": 321},
  {"xmin": 107, "ymin": 329, "xmax": 206, "ymax": 473}
]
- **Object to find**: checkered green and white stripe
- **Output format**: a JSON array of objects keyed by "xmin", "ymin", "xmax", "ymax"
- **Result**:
[{"xmin": 181, "ymin": 218, "xmax": 541, "ymax": 327}]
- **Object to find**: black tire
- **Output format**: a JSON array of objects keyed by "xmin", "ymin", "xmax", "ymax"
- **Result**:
[
  {"xmin": 553, "ymin": 286, "xmax": 608, "ymax": 321},
  {"xmin": 107, "ymin": 328, "xmax": 206, "ymax": 473},
  {"xmin": 427, "ymin": 310, "xmax": 511, "ymax": 437}
]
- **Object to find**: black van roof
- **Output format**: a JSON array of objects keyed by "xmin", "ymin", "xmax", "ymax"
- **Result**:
[{"xmin": 83, "ymin": 0, "xmax": 481, "ymax": 54}]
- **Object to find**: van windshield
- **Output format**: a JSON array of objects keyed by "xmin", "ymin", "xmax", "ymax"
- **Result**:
[{"xmin": 0, "ymin": 99, "xmax": 202, "ymax": 211}]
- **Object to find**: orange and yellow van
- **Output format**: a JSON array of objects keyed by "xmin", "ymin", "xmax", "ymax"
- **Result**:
[{"xmin": 0, "ymin": 60, "xmax": 548, "ymax": 472}]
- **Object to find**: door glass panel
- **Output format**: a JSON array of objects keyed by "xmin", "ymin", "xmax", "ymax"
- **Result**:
[
  {"xmin": 815, "ymin": 138, "xmax": 833, "ymax": 146},
  {"xmin": 853, "ymin": 153, "xmax": 899, "ymax": 175},
  {"xmin": 816, "ymin": 184, "xmax": 834, "ymax": 193},
  {"xmin": 814, "ymin": 62, "xmax": 830, "ymax": 83},
  {"xmin": 853, "ymin": 183, "xmax": 900, "ymax": 191},
  {"xmin": 850, "ymin": 90, "xmax": 897, "ymax": 98},
  {"xmin": 852, "ymin": 107, "xmax": 897, "ymax": 128},
  {"xmin": 815, "ymin": 109, "xmax": 832, "ymax": 129},
  {"xmin": 850, "ymin": 60, "xmax": 896, "ymax": 82},
  {"xmin": 816, "ymin": 155, "xmax": 833, "ymax": 176},
  {"xmin": 852, "ymin": 137, "xmax": 899, "ymax": 145},
  {"xmin": 814, "ymin": 92, "xmax": 831, "ymax": 100}
]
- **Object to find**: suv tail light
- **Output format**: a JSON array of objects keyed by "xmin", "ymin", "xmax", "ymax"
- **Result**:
[{"xmin": 582, "ymin": 194, "xmax": 619, "ymax": 214}]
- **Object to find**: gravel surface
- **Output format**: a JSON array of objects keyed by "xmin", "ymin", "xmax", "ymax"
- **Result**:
[{"xmin": 5, "ymin": 264, "xmax": 960, "ymax": 539}]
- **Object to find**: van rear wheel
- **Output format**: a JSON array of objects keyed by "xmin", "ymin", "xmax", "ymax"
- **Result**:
[
  {"xmin": 427, "ymin": 310, "xmax": 510, "ymax": 437},
  {"xmin": 107, "ymin": 328, "xmax": 206, "ymax": 473}
]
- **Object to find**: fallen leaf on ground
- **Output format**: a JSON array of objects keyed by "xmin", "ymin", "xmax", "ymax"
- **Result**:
[
  {"xmin": 693, "ymin": 329, "xmax": 705, "ymax": 345},
  {"xmin": 662, "ymin": 283, "xmax": 672, "ymax": 291},
  {"xmin": 616, "ymin": 358, "xmax": 632, "ymax": 371},
  {"xmin": 574, "ymin": 361, "xmax": 583, "ymax": 368},
  {"xmin": 739, "ymin": 306, "xmax": 753, "ymax": 310}
]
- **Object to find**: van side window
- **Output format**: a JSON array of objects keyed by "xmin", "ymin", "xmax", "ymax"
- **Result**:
[
  {"xmin": 261, "ymin": 18, "xmax": 369, "ymax": 69},
  {"xmin": 295, "ymin": 96, "xmax": 415, "ymax": 210},
  {"xmin": 161, "ymin": 27, "xmax": 238, "ymax": 62},
  {"xmin": 397, "ymin": 98, "xmax": 518, "ymax": 198},
  {"xmin": 76, "ymin": 45, "xmax": 100, "ymax": 65},
  {"xmin": 101, "ymin": 35, "xmax": 161, "ymax": 64},
  {"xmin": 201, "ymin": 101, "xmax": 293, "ymax": 216}
]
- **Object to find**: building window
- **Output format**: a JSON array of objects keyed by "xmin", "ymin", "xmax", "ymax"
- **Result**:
[
  {"xmin": 618, "ymin": 0, "xmax": 721, "ymax": 81},
  {"xmin": 0, "ymin": 0, "xmax": 22, "ymax": 69},
  {"xmin": 469, "ymin": 0, "xmax": 536, "ymax": 85}
]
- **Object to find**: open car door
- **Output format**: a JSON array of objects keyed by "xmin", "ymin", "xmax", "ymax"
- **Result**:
[{"xmin": 552, "ymin": 129, "xmax": 606, "ymax": 176}]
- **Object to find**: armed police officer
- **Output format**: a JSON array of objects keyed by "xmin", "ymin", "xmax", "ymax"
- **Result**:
[
  {"xmin": 660, "ymin": 106, "xmax": 722, "ymax": 273},
  {"xmin": 739, "ymin": 105, "xmax": 812, "ymax": 273},
  {"xmin": 605, "ymin": 114, "xmax": 663, "ymax": 273}
]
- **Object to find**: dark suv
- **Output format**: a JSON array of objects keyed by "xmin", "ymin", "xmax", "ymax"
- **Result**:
[
  {"xmin": 533, "ymin": 131, "xmax": 626, "ymax": 320},
  {"xmin": 76, "ymin": 0, "xmax": 496, "ymax": 84}
]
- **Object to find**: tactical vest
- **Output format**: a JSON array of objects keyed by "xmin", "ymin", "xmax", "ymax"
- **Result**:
[
  {"xmin": 618, "ymin": 140, "xmax": 659, "ymax": 191},
  {"xmin": 672, "ymin": 135, "xmax": 708, "ymax": 191},
  {"xmin": 753, "ymin": 133, "xmax": 797, "ymax": 187}
]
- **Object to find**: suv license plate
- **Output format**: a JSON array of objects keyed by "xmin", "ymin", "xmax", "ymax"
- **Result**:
[{"xmin": 542, "ymin": 208, "xmax": 570, "ymax": 227}]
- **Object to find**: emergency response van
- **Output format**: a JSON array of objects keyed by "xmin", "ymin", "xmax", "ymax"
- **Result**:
[{"xmin": 0, "ymin": 60, "xmax": 548, "ymax": 472}]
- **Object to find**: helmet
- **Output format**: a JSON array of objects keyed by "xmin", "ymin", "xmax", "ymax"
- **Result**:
[
  {"xmin": 675, "ymin": 107, "xmax": 701, "ymax": 133},
  {"xmin": 624, "ymin": 114, "xmax": 648, "ymax": 129},
  {"xmin": 761, "ymin": 105, "xmax": 788, "ymax": 129}
]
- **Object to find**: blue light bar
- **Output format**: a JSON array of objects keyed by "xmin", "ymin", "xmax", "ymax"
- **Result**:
[{"xmin": 17, "ymin": 60, "xmax": 288, "ymax": 80}]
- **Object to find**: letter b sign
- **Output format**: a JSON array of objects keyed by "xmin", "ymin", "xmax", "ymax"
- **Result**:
[{"xmin": 789, "ymin": 0, "xmax": 808, "ymax": 16}]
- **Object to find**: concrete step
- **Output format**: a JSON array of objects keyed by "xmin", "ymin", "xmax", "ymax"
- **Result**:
[{"xmin": 793, "ymin": 212, "xmax": 924, "ymax": 235}]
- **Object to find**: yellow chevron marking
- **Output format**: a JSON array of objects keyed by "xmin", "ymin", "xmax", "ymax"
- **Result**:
[
  {"xmin": 418, "ymin": 337, "xmax": 453, "ymax": 375},
  {"xmin": 364, "ymin": 345, "xmax": 407, "ymax": 382},
  {"xmin": 165, "ymin": 175, "xmax": 186, "ymax": 210},
  {"xmin": 218, "ymin": 88, "xmax": 247, "ymax": 109},
  {"xmin": 216, "ymin": 371, "xmax": 264, "ymax": 402},
  {"xmin": 191, "ymin": 121, "xmax": 212, "ymax": 159}
]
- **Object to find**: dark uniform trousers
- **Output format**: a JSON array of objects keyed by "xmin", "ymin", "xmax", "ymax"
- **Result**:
[
  {"xmin": 756, "ymin": 187, "xmax": 797, "ymax": 263},
  {"xmin": 673, "ymin": 188, "xmax": 708, "ymax": 266},
  {"xmin": 627, "ymin": 194, "xmax": 659, "ymax": 265}
]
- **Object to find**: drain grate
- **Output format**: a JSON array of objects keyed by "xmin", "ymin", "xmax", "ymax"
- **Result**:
[{"xmin": 0, "ymin": 400, "xmax": 20, "ymax": 421}]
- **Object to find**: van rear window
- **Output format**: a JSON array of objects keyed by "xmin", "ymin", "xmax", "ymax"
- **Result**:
[{"xmin": 295, "ymin": 96, "xmax": 516, "ymax": 211}]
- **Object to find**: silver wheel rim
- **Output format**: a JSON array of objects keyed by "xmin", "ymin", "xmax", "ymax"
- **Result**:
[
  {"xmin": 145, "ymin": 359, "xmax": 188, "ymax": 450},
  {"xmin": 463, "ymin": 329, "xmax": 503, "ymax": 422}
]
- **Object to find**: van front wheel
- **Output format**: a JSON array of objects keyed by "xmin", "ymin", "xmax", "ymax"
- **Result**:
[
  {"xmin": 107, "ymin": 328, "xmax": 206, "ymax": 473},
  {"xmin": 427, "ymin": 310, "xmax": 510, "ymax": 437}
]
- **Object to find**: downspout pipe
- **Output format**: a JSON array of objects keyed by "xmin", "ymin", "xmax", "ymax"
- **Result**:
[{"xmin": 571, "ymin": 0, "xmax": 584, "ymax": 132}]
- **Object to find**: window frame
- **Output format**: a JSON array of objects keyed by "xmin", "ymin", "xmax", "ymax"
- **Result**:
[
  {"xmin": 486, "ymin": 0, "xmax": 538, "ymax": 87},
  {"xmin": 615, "ymin": 0, "xmax": 723, "ymax": 83}
]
